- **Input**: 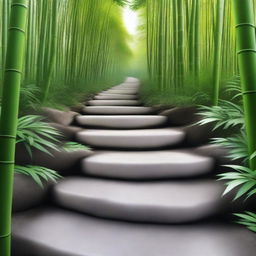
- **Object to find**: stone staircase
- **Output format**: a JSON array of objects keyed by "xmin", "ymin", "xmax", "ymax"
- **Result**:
[{"xmin": 12, "ymin": 78, "xmax": 256, "ymax": 256}]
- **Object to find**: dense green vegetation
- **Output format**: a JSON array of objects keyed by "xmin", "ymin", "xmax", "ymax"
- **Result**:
[
  {"xmin": 1, "ymin": 0, "xmax": 256, "ymax": 255},
  {"xmin": 131, "ymin": 0, "xmax": 256, "ymax": 233},
  {"xmin": 134, "ymin": 0, "xmax": 240, "ymax": 106},
  {"xmin": 0, "ymin": 0, "xmax": 132, "ymax": 109},
  {"xmin": 0, "ymin": 1, "xmax": 131, "ymax": 255}
]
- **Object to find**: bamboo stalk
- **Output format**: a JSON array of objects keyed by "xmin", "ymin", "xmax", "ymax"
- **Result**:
[
  {"xmin": 212, "ymin": 0, "xmax": 225, "ymax": 105},
  {"xmin": 177, "ymin": 0, "xmax": 185, "ymax": 88},
  {"xmin": 41, "ymin": 0, "xmax": 58, "ymax": 103},
  {"xmin": 0, "ymin": 1, "xmax": 28, "ymax": 255},
  {"xmin": 233, "ymin": 0, "xmax": 256, "ymax": 169}
]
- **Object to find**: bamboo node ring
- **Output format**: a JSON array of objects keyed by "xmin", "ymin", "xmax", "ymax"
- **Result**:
[
  {"xmin": 0, "ymin": 135, "xmax": 16, "ymax": 139},
  {"xmin": 243, "ymin": 90, "xmax": 256, "ymax": 95},
  {"xmin": 235, "ymin": 23, "xmax": 255, "ymax": 28},
  {"xmin": 11, "ymin": 3, "xmax": 28, "ymax": 9},
  {"xmin": 0, "ymin": 233, "xmax": 11, "ymax": 238},
  {"xmin": 237, "ymin": 49, "xmax": 256, "ymax": 54},
  {"xmin": 5, "ymin": 69, "xmax": 22, "ymax": 74},
  {"xmin": 9, "ymin": 27, "xmax": 26, "ymax": 34},
  {"xmin": 0, "ymin": 161, "xmax": 15, "ymax": 164}
]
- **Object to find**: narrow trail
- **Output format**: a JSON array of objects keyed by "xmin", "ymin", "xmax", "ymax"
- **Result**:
[{"xmin": 12, "ymin": 78, "xmax": 256, "ymax": 256}]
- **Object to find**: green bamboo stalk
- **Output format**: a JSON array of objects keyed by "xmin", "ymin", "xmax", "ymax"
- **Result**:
[
  {"xmin": 0, "ymin": 1, "xmax": 28, "ymax": 255},
  {"xmin": 177, "ymin": 0, "xmax": 184, "ymax": 88},
  {"xmin": 212, "ymin": 0, "xmax": 225, "ymax": 105},
  {"xmin": 172, "ymin": 0, "xmax": 178, "ymax": 88},
  {"xmin": 188, "ymin": 0, "xmax": 196, "ymax": 74},
  {"xmin": 41, "ymin": 0, "xmax": 58, "ymax": 103},
  {"xmin": 194, "ymin": 0, "xmax": 200, "ymax": 82},
  {"xmin": 1, "ymin": 0, "xmax": 9, "ymax": 87},
  {"xmin": 233, "ymin": 0, "xmax": 256, "ymax": 169}
]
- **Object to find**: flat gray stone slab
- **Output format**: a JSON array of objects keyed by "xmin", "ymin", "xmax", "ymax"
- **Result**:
[
  {"xmin": 76, "ymin": 115, "xmax": 167, "ymax": 129},
  {"xmin": 82, "ymin": 150, "xmax": 214, "ymax": 179},
  {"xmin": 82, "ymin": 106, "xmax": 155, "ymax": 115},
  {"xmin": 53, "ymin": 178, "xmax": 232, "ymax": 223},
  {"xmin": 112, "ymin": 84, "xmax": 140, "ymax": 90},
  {"xmin": 76, "ymin": 128, "xmax": 185, "ymax": 149},
  {"xmin": 104, "ymin": 89, "xmax": 138, "ymax": 94},
  {"xmin": 112, "ymin": 85, "xmax": 139, "ymax": 89},
  {"xmin": 125, "ymin": 77, "xmax": 140, "ymax": 83},
  {"xmin": 95, "ymin": 94, "xmax": 137, "ymax": 100},
  {"xmin": 13, "ymin": 207, "xmax": 256, "ymax": 256},
  {"xmin": 88, "ymin": 100, "xmax": 141, "ymax": 106}
]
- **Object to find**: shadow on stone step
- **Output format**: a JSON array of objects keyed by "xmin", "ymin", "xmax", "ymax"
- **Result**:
[
  {"xmin": 160, "ymin": 106, "xmax": 199, "ymax": 126},
  {"xmin": 193, "ymin": 144, "xmax": 243, "ymax": 167},
  {"xmin": 15, "ymin": 143, "xmax": 93, "ymax": 176},
  {"xmin": 48, "ymin": 122, "xmax": 83, "ymax": 141},
  {"xmin": 39, "ymin": 107, "xmax": 80, "ymax": 126},
  {"xmin": 12, "ymin": 174, "xmax": 51, "ymax": 213}
]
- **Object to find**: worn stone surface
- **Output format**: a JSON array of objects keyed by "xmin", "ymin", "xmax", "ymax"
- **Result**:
[{"xmin": 76, "ymin": 115, "xmax": 167, "ymax": 129}]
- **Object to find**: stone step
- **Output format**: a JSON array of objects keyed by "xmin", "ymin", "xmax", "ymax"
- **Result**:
[
  {"xmin": 87, "ymin": 100, "xmax": 141, "ymax": 106},
  {"xmin": 53, "ymin": 178, "xmax": 233, "ymax": 223},
  {"xmin": 125, "ymin": 77, "xmax": 140, "ymax": 83},
  {"xmin": 95, "ymin": 94, "xmax": 137, "ymax": 100},
  {"xmin": 82, "ymin": 106, "xmax": 155, "ymax": 115},
  {"xmin": 111, "ymin": 84, "xmax": 140, "ymax": 89},
  {"xmin": 76, "ymin": 128, "xmax": 185, "ymax": 149},
  {"xmin": 82, "ymin": 150, "xmax": 214, "ymax": 179},
  {"xmin": 13, "ymin": 207, "xmax": 256, "ymax": 256},
  {"xmin": 76, "ymin": 115, "xmax": 167, "ymax": 129},
  {"xmin": 104, "ymin": 89, "xmax": 138, "ymax": 94},
  {"xmin": 112, "ymin": 85, "xmax": 139, "ymax": 89}
]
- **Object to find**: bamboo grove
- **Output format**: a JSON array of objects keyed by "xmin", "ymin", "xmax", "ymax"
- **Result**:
[
  {"xmin": 134, "ymin": 0, "xmax": 256, "ymax": 104},
  {"xmin": 2, "ymin": 0, "xmax": 256, "ymax": 255},
  {"xmin": 0, "ymin": 0, "xmax": 132, "ymax": 108}
]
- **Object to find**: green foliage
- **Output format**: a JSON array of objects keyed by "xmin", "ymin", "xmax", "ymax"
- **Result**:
[
  {"xmin": 141, "ymin": 88, "xmax": 195, "ymax": 107},
  {"xmin": 16, "ymin": 115, "xmax": 61, "ymax": 157},
  {"xmin": 197, "ymin": 101, "xmax": 244, "ymax": 130},
  {"xmin": 219, "ymin": 165, "xmax": 256, "ymax": 200},
  {"xmin": 15, "ymin": 115, "xmax": 63, "ymax": 188},
  {"xmin": 15, "ymin": 165, "xmax": 62, "ymax": 188},
  {"xmin": 224, "ymin": 76, "xmax": 242, "ymax": 100},
  {"xmin": 113, "ymin": 0, "xmax": 129, "ymax": 7},
  {"xmin": 199, "ymin": 103, "xmax": 256, "ymax": 232},
  {"xmin": 235, "ymin": 212, "xmax": 256, "ymax": 232},
  {"xmin": 63, "ymin": 142, "xmax": 91, "ymax": 152},
  {"xmin": 212, "ymin": 134, "xmax": 249, "ymax": 162},
  {"xmin": 130, "ymin": 0, "xmax": 146, "ymax": 10},
  {"xmin": 1, "ymin": 0, "xmax": 132, "ymax": 109},
  {"xmin": 141, "ymin": 70, "xmax": 217, "ymax": 106},
  {"xmin": 198, "ymin": 77, "xmax": 256, "ymax": 232},
  {"xmin": 19, "ymin": 84, "xmax": 41, "ymax": 111}
]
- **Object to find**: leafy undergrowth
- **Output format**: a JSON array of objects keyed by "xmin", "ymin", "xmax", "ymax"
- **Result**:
[
  {"xmin": 15, "ymin": 165, "xmax": 62, "ymax": 188},
  {"xmin": 197, "ymin": 77, "xmax": 256, "ymax": 232},
  {"xmin": 235, "ymin": 212, "xmax": 256, "ymax": 232},
  {"xmin": 140, "ymin": 88, "xmax": 199, "ymax": 107},
  {"xmin": 15, "ymin": 115, "xmax": 91, "ymax": 187},
  {"xmin": 63, "ymin": 142, "xmax": 91, "ymax": 152},
  {"xmin": 140, "ymin": 72, "xmax": 214, "ymax": 106},
  {"xmin": 17, "ymin": 115, "xmax": 62, "ymax": 157}
]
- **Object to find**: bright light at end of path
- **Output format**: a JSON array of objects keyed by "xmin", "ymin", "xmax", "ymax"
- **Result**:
[{"xmin": 123, "ymin": 6, "xmax": 139, "ymax": 35}]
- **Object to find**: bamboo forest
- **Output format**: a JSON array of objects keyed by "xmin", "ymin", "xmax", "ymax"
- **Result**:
[{"xmin": 1, "ymin": 0, "xmax": 256, "ymax": 255}]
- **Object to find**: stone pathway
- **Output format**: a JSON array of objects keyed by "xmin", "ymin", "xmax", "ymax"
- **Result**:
[{"xmin": 12, "ymin": 77, "xmax": 256, "ymax": 256}]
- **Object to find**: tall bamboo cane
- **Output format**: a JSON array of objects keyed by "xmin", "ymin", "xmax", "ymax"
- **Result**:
[
  {"xmin": 233, "ymin": 0, "xmax": 256, "ymax": 169},
  {"xmin": 194, "ymin": 0, "xmax": 200, "ymax": 81},
  {"xmin": 177, "ymin": 0, "xmax": 184, "ymax": 88},
  {"xmin": 0, "ymin": 1, "xmax": 28, "ymax": 255},
  {"xmin": 212, "ymin": 0, "xmax": 225, "ymax": 105},
  {"xmin": 1, "ymin": 0, "xmax": 9, "ymax": 88},
  {"xmin": 41, "ymin": 0, "xmax": 58, "ymax": 103}
]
